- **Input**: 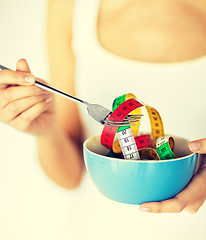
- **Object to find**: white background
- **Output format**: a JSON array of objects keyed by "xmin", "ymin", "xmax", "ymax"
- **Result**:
[
  {"xmin": 0, "ymin": 1, "xmax": 81, "ymax": 240},
  {"xmin": 1, "ymin": 1, "xmax": 206, "ymax": 240}
]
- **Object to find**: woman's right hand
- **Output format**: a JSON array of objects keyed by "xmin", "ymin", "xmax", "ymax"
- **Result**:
[{"xmin": 0, "ymin": 59, "xmax": 55, "ymax": 136}]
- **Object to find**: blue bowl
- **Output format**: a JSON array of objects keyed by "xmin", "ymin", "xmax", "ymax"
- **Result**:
[{"xmin": 83, "ymin": 135, "xmax": 199, "ymax": 205}]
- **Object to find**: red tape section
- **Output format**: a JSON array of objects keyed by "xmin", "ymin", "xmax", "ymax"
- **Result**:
[
  {"xmin": 135, "ymin": 134, "xmax": 154, "ymax": 149},
  {"xmin": 101, "ymin": 99, "xmax": 143, "ymax": 150}
]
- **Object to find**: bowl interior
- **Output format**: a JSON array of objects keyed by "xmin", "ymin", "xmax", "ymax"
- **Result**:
[{"xmin": 84, "ymin": 134, "xmax": 192, "ymax": 160}]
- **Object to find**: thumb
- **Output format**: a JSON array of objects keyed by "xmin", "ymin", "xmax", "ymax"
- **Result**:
[
  {"xmin": 16, "ymin": 58, "xmax": 31, "ymax": 73},
  {"xmin": 188, "ymin": 138, "xmax": 206, "ymax": 154}
]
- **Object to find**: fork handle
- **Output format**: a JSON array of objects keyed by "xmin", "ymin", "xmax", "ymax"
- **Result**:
[
  {"xmin": 34, "ymin": 81, "xmax": 85, "ymax": 104},
  {"xmin": 0, "ymin": 64, "xmax": 85, "ymax": 104}
]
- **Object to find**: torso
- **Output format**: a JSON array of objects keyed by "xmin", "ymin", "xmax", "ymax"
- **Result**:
[
  {"xmin": 97, "ymin": 0, "xmax": 206, "ymax": 63},
  {"xmin": 72, "ymin": 3, "xmax": 206, "ymax": 236},
  {"xmin": 73, "ymin": 0, "xmax": 206, "ymax": 141}
]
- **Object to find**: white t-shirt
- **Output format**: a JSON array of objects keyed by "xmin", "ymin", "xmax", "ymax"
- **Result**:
[{"xmin": 70, "ymin": 0, "xmax": 206, "ymax": 240}]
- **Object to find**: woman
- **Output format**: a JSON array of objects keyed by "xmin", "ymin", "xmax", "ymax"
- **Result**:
[{"xmin": 0, "ymin": 0, "xmax": 206, "ymax": 217}]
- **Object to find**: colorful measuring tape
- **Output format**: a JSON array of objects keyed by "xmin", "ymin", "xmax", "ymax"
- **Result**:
[
  {"xmin": 101, "ymin": 93, "xmax": 178, "ymax": 161},
  {"xmin": 116, "ymin": 128, "xmax": 140, "ymax": 160},
  {"xmin": 156, "ymin": 136, "xmax": 177, "ymax": 160},
  {"xmin": 112, "ymin": 94, "xmax": 141, "ymax": 160},
  {"xmin": 111, "ymin": 94, "xmax": 164, "ymax": 153},
  {"xmin": 101, "ymin": 98, "xmax": 143, "ymax": 151},
  {"xmin": 139, "ymin": 148, "xmax": 159, "ymax": 160}
]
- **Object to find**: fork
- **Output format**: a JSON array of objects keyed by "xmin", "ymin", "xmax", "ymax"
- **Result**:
[{"xmin": 0, "ymin": 65, "xmax": 142, "ymax": 127}]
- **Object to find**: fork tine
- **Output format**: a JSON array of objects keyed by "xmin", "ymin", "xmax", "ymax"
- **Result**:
[
  {"xmin": 103, "ymin": 122, "xmax": 139, "ymax": 127},
  {"xmin": 105, "ymin": 119, "xmax": 140, "ymax": 126},
  {"xmin": 106, "ymin": 119, "xmax": 140, "ymax": 124},
  {"xmin": 105, "ymin": 113, "xmax": 142, "ymax": 126},
  {"xmin": 127, "ymin": 114, "xmax": 144, "ymax": 119},
  {"xmin": 121, "ymin": 117, "xmax": 142, "ymax": 122},
  {"xmin": 106, "ymin": 115, "xmax": 142, "ymax": 123}
]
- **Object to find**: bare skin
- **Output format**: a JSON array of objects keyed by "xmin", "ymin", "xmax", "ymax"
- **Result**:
[
  {"xmin": 0, "ymin": 0, "xmax": 205, "ymax": 212},
  {"xmin": 98, "ymin": 0, "xmax": 206, "ymax": 62}
]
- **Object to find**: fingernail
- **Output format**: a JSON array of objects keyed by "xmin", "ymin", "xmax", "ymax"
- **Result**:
[
  {"xmin": 140, "ymin": 206, "xmax": 151, "ymax": 212},
  {"xmin": 45, "ymin": 96, "xmax": 52, "ymax": 103},
  {"xmin": 189, "ymin": 141, "xmax": 200, "ymax": 152},
  {"xmin": 25, "ymin": 75, "xmax": 35, "ymax": 83}
]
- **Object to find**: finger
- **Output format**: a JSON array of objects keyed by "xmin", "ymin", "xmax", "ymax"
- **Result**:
[
  {"xmin": 16, "ymin": 58, "xmax": 31, "ymax": 73},
  {"xmin": 139, "ymin": 197, "xmax": 187, "ymax": 213},
  {"xmin": 188, "ymin": 138, "xmax": 206, "ymax": 154},
  {"xmin": 1, "ymin": 94, "xmax": 52, "ymax": 123},
  {"xmin": 15, "ymin": 59, "xmax": 51, "ymax": 87},
  {"xmin": 184, "ymin": 199, "xmax": 205, "ymax": 213},
  {"xmin": 10, "ymin": 97, "xmax": 53, "ymax": 132},
  {"xmin": 0, "ymin": 85, "xmax": 49, "ymax": 108},
  {"xmin": 0, "ymin": 69, "xmax": 35, "ymax": 86},
  {"xmin": 140, "ymin": 166, "xmax": 206, "ymax": 213}
]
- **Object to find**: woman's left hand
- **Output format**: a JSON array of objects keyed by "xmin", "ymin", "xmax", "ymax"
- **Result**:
[{"xmin": 139, "ymin": 138, "xmax": 206, "ymax": 213}]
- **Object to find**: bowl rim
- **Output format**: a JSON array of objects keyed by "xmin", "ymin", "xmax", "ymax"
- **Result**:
[{"xmin": 83, "ymin": 135, "xmax": 197, "ymax": 163}]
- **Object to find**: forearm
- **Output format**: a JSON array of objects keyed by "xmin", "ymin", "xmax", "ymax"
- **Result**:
[{"xmin": 36, "ymin": 122, "xmax": 84, "ymax": 189}]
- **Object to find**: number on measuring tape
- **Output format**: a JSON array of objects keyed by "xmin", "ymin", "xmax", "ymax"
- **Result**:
[{"xmin": 117, "ymin": 128, "xmax": 140, "ymax": 160}]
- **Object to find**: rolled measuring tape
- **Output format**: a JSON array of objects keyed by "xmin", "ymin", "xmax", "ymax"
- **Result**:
[
  {"xmin": 139, "ymin": 148, "xmax": 160, "ymax": 160},
  {"xmin": 156, "ymin": 136, "xmax": 177, "ymax": 160},
  {"xmin": 101, "ymin": 93, "xmax": 165, "ymax": 160}
]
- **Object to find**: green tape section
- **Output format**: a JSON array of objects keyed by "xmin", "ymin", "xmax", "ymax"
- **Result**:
[
  {"xmin": 112, "ymin": 94, "xmax": 130, "ymax": 132},
  {"xmin": 157, "ymin": 142, "xmax": 177, "ymax": 160}
]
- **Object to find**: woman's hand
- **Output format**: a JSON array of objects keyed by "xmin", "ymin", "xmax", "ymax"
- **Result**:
[
  {"xmin": 0, "ymin": 59, "xmax": 54, "ymax": 136},
  {"xmin": 139, "ymin": 138, "xmax": 206, "ymax": 213}
]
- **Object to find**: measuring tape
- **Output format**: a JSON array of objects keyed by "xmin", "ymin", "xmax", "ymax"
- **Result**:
[
  {"xmin": 139, "ymin": 148, "xmax": 160, "ymax": 160},
  {"xmin": 112, "ymin": 93, "xmax": 140, "ymax": 156},
  {"xmin": 101, "ymin": 93, "xmax": 180, "ymax": 161},
  {"xmin": 111, "ymin": 94, "xmax": 164, "ymax": 154},
  {"xmin": 156, "ymin": 136, "xmax": 177, "ymax": 160},
  {"xmin": 112, "ymin": 94, "xmax": 141, "ymax": 160},
  {"xmin": 112, "ymin": 93, "xmax": 141, "ymax": 136},
  {"xmin": 117, "ymin": 128, "xmax": 140, "ymax": 160},
  {"xmin": 101, "ymin": 98, "xmax": 143, "ymax": 150},
  {"xmin": 135, "ymin": 134, "xmax": 153, "ymax": 149}
]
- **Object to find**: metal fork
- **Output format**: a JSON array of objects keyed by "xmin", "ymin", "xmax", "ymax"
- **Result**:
[{"xmin": 0, "ymin": 65, "xmax": 142, "ymax": 127}]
